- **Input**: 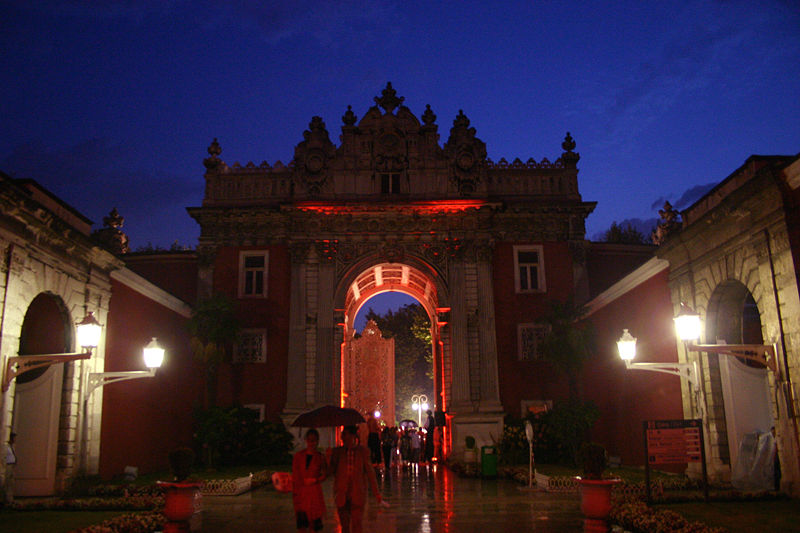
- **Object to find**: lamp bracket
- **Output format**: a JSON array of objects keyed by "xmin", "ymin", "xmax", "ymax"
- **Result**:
[
  {"xmin": 87, "ymin": 369, "xmax": 157, "ymax": 398},
  {"xmin": 624, "ymin": 360, "xmax": 700, "ymax": 392},
  {"xmin": 3, "ymin": 352, "xmax": 92, "ymax": 392},
  {"xmin": 687, "ymin": 343, "xmax": 777, "ymax": 373}
]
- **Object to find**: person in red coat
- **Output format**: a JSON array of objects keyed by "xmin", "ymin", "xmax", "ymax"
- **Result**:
[
  {"xmin": 328, "ymin": 425, "xmax": 381, "ymax": 533},
  {"xmin": 292, "ymin": 429, "xmax": 327, "ymax": 532}
]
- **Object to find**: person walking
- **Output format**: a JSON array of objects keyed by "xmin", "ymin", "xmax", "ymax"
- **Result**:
[
  {"xmin": 409, "ymin": 429, "xmax": 422, "ymax": 466},
  {"xmin": 380, "ymin": 426, "xmax": 396, "ymax": 472},
  {"xmin": 366, "ymin": 413, "xmax": 381, "ymax": 465},
  {"xmin": 4, "ymin": 432, "xmax": 16, "ymax": 504},
  {"xmin": 424, "ymin": 410, "xmax": 436, "ymax": 463},
  {"xmin": 292, "ymin": 429, "xmax": 327, "ymax": 533},
  {"xmin": 329, "ymin": 425, "xmax": 381, "ymax": 533}
]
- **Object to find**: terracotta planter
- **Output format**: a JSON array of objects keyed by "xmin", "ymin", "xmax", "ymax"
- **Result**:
[
  {"xmin": 575, "ymin": 477, "xmax": 619, "ymax": 533},
  {"xmin": 158, "ymin": 480, "xmax": 203, "ymax": 532}
]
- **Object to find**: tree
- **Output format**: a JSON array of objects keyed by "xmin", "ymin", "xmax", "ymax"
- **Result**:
[
  {"xmin": 365, "ymin": 303, "xmax": 432, "ymax": 422},
  {"xmin": 538, "ymin": 298, "xmax": 596, "ymax": 402},
  {"xmin": 602, "ymin": 221, "xmax": 647, "ymax": 244},
  {"xmin": 187, "ymin": 293, "xmax": 240, "ymax": 408}
]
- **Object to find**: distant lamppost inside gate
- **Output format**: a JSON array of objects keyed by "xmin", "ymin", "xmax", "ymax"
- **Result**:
[{"xmin": 411, "ymin": 394, "xmax": 428, "ymax": 428}]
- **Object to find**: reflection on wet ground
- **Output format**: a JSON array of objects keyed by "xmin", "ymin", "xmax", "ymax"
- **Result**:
[{"xmin": 201, "ymin": 463, "xmax": 583, "ymax": 532}]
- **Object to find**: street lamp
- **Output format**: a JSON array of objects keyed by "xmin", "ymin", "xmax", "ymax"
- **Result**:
[
  {"xmin": 3, "ymin": 311, "xmax": 101, "ymax": 392},
  {"xmin": 87, "ymin": 338, "xmax": 165, "ymax": 397},
  {"xmin": 617, "ymin": 329, "xmax": 700, "ymax": 394},
  {"xmin": 411, "ymin": 394, "xmax": 428, "ymax": 427}
]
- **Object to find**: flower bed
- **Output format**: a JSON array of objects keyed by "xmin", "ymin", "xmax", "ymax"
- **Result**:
[
  {"xmin": 610, "ymin": 498, "xmax": 726, "ymax": 533},
  {"xmin": 68, "ymin": 511, "xmax": 166, "ymax": 533},
  {"xmin": 6, "ymin": 494, "xmax": 162, "ymax": 512}
]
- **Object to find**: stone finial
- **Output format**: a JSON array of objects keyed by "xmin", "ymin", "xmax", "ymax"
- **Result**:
[
  {"xmin": 453, "ymin": 109, "xmax": 470, "ymax": 130},
  {"xmin": 342, "ymin": 105, "xmax": 357, "ymax": 126},
  {"xmin": 374, "ymin": 82, "xmax": 404, "ymax": 114},
  {"xmin": 204, "ymin": 138, "xmax": 222, "ymax": 170},
  {"xmin": 562, "ymin": 132, "xmax": 576, "ymax": 152},
  {"xmin": 92, "ymin": 207, "xmax": 130, "ymax": 255},
  {"xmin": 651, "ymin": 201, "xmax": 682, "ymax": 245},
  {"xmin": 422, "ymin": 104, "xmax": 437, "ymax": 126},
  {"xmin": 560, "ymin": 132, "xmax": 580, "ymax": 168}
]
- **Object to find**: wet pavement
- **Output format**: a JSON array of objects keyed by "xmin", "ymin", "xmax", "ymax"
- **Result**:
[{"xmin": 200, "ymin": 464, "xmax": 584, "ymax": 532}]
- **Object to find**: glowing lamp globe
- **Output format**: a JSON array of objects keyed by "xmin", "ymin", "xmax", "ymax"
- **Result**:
[
  {"xmin": 674, "ymin": 308, "xmax": 701, "ymax": 342},
  {"xmin": 76, "ymin": 312, "xmax": 102, "ymax": 349},
  {"xmin": 143, "ymin": 337, "xmax": 165, "ymax": 369},
  {"xmin": 617, "ymin": 329, "xmax": 637, "ymax": 361}
]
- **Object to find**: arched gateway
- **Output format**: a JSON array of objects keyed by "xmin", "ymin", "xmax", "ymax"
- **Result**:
[{"xmin": 188, "ymin": 84, "xmax": 596, "ymax": 456}]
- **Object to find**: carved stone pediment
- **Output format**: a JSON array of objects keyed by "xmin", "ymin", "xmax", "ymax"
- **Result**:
[
  {"xmin": 293, "ymin": 116, "xmax": 336, "ymax": 196},
  {"xmin": 443, "ymin": 110, "xmax": 487, "ymax": 194}
]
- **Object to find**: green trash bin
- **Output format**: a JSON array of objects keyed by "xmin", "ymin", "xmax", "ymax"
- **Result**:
[{"xmin": 480, "ymin": 445, "xmax": 497, "ymax": 478}]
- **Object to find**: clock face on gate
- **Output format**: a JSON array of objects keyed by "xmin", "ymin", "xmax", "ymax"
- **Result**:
[
  {"xmin": 380, "ymin": 133, "xmax": 400, "ymax": 150},
  {"xmin": 305, "ymin": 151, "xmax": 324, "ymax": 173}
]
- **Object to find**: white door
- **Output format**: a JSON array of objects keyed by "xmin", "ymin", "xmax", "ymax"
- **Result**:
[
  {"xmin": 12, "ymin": 364, "xmax": 63, "ymax": 496},
  {"xmin": 719, "ymin": 356, "xmax": 772, "ymax": 468}
]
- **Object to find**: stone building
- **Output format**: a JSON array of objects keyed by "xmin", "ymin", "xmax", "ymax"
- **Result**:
[
  {"xmin": 656, "ymin": 154, "xmax": 800, "ymax": 493},
  {"xmin": 0, "ymin": 173, "xmax": 196, "ymax": 495},
  {"xmin": 187, "ymin": 83, "xmax": 597, "ymax": 454}
]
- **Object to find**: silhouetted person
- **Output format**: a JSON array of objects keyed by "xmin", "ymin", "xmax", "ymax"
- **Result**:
[
  {"xmin": 329, "ymin": 426, "xmax": 381, "ymax": 533},
  {"xmin": 4, "ymin": 432, "xmax": 16, "ymax": 504},
  {"xmin": 424, "ymin": 410, "xmax": 435, "ymax": 462}
]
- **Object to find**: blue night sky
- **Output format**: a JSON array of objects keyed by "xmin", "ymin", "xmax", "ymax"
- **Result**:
[{"xmin": 3, "ymin": 1, "xmax": 799, "ymax": 322}]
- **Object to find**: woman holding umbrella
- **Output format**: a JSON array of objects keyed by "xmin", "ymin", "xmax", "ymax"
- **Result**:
[{"xmin": 291, "ymin": 429, "xmax": 327, "ymax": 532}]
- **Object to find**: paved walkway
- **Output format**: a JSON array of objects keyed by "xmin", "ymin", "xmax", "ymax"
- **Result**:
[{"xmin": 200, "ymin": 464, "xmax": 584, "ymax": 532}]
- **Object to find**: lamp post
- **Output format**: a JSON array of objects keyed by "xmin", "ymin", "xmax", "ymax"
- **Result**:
[
  {"xmin": 87, "ymin": 337, "xmax": 165, "ymax": 396},
  {"xmin": 616, "ymin": 329, "xmax": 703, "ymax": 418},
  {"xmin": 3, "ymin": 311, "xmax": 101, "ymax": 392},
  {"xmin": 81, "ymin": 337, "xmax": 165, "ymax": 473},
  {"xmin": 411, "ymin": 394, "xmax": 428, "ymax": 428}
]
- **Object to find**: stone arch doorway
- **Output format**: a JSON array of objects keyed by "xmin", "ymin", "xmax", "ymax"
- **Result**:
[
  {"xmin": 705, "ymin": 279, "xmax": 772, "ymax": 470},
  {"xmin": 336, "ymin": 258, "xmax": 451, "ymax": 455},
  {"xmin": 13, "ymin": 292, "xmax": 73, "ymax": 496}
]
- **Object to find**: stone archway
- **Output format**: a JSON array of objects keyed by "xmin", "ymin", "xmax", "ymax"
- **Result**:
[
  {"xmin": 706, "ymin": 280, "xmax": 772, "ymax": 470},
  {"xmin": 336, "ymin": 257, "xmax": 452, "ymax": 455},
  {"xmin": 13, "ymin": 293, "xmax": 72, "ymax": 496}
]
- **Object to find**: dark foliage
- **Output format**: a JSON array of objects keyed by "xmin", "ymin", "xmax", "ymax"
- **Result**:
[{"xmin": 193, "ymin": 405, "xmax": 293, "ymax": 468}]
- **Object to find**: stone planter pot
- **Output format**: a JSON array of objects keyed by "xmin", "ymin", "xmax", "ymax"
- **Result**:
[
  {"xmin": 158, "ymin": 480, "xmax": 203, "ymax": 532},
  {"xmin": 575, "ymin": 477, "xmax": 619, "ymax": 533}
]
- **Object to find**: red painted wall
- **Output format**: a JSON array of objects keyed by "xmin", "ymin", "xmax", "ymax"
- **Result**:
[
  {"xmin": 209, "ymin": 245, "xmax": 290, "ymax": 421},
  {"xmin": 493, "ymin": 241, "xmax": 576, "ymax": 416},
  {"xmin": 99, "ymin": 279, "xmax": 202, "ymax": 479},
  {"xmin": 584, "ymin": 268, "xmax": 685, "ymax": 469},
  {"xmin": 123, "ymin": 252, "xmax": 198, "ymax": 305}
]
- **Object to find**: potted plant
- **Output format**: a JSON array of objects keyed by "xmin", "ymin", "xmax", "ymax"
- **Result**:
[
  {"xmin": 463, "ymin": 435, "xmax": 477, "ymax": 464},
  {"xmin": 158, "ymin": 447, "xmax": 203, "ymax": 533},
  {"xmin": 575, "ymin": 442, "xmax": 619, "ymax": 533}
]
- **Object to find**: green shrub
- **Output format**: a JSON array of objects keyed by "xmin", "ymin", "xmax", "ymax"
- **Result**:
[
  {"xmin": 525, "ymin": 400, "xmax": 600, "ymax": 465},
  {"xmin": 194, "ymin": 405, "xmax": 293, "ymax": 468}
]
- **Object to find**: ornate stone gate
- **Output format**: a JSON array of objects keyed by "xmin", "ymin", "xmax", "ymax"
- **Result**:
[{"xmin": 189, "ymin": 84, "xmax": 595, "ymax": 456}]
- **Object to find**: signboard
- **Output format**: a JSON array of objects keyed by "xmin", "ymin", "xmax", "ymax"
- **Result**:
[
  {"xmin": 644, "ymin": 419, "xmax": 702, "ymax": 464},
  {"xmin": 643, "ymin": 419, "xmax": 708, "ymax": 503}
]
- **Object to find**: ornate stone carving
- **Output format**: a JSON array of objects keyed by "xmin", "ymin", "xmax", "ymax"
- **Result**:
[
  {"xmin": 293, "ymin": 117, "xmax": 336, "ymax": 196},
  {"xmin": 91, "ymin": 208, "xmax": 129, "ymax": 255},
  {"xmin": 289, "ymin": 242, "xmax": 310, "ymax": 264},
  {"xmin": 652, "ymin": 201, "xmax": 682, "ymax": 245},
  {"xmin": 374, "ymin": 82, "xmax": 404, "ymax": 114},
  {"xmin": 421, "ymin": 104, "xmax": 437, "ymax": 126},
  {"xmin": 342, "ymin": 105, "xmax": 357, "ymax": 126},
  {"xmin": 444, "ymin": 110, "xmax": 487, "ymax": 194},
  {"xmin": 560, "ymin": 132, "xmax": 580, "ymax": 168}
]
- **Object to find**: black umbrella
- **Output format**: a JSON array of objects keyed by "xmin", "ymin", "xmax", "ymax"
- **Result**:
[{"xmin": 290, "ymin": 405, "xmax": 366, "ymax": 428}]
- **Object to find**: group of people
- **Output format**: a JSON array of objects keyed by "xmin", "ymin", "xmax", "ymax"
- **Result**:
[
  {"xmin": 291, "ymin": 410, "xmax": 438, "ymax": 533},
  {"xmin": 291, "ymin": 426, "xmax": 381, "ymax": 533},
  {"xmin": 367, "ymin": 411, "xmax": 438, "ymax": 471}
]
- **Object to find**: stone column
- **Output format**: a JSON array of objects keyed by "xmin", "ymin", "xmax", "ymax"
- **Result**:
[
  {"xmin": 476, "ymin": 244, "xmax": 503, "ymax": 412},
  {"xmin": 284, "ymin": 243, "xmax": 309, "ymax": 414},
  {"xmin": 447, "ymin": 258, "xmax": 471, "ymax": 411},
  {"xmin": 315, "ymin": 244, "xmax": 336, "ymax": 405}
]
